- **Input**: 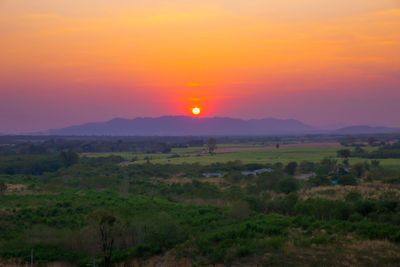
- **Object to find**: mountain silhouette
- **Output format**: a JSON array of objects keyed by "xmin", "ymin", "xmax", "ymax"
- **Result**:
[
  {"xmin": 333, "ymin": 125, "xmax": 400, "ymax": 134},
  {"xmin": 40, "ymin": 116, "xmax": 314, "ymax": 136}
]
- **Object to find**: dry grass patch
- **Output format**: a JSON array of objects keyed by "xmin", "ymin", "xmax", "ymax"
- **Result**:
[
  {"xmin": 172, "ymin": 196, "xmax": 227, "ymax": 206},
  {"xmin": 161, "ymin": 176, "xmax": 223, "ymax": 186},
  {"xmin": 4, "ymin": 183, "xmax": 36, "ymax": 195},
  {"xmin": 299, "ymin": 183, "xmax": 400, "ymax": 201},
  {"xmin": 115, "ymin": 251, "xmax": 192, "ymax": 267}
]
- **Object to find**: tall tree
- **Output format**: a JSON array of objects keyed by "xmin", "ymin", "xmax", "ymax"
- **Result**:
[
  {"xmin": 87, "ymin": 210, "xmax": 119, "ymax": 267},
  {"xmin": 341, "ymin": 136, "xmax": 355, "ymax": 147},
  {"xmin": 367, "ymin": 137, "xmax": 377, "ymax": 146},
  {"xmin": 206, "ymin": 138, "xmax": 217, "ymax": 155},
  {"xmin": 59, "ymin": 150, "xmax": 79, "ymax": 167},
  {"xmin": 284, "ymin": 162, "xmax": 298, "ymax": 175},
  {"xmin": 337, "ymin": 149, "xmax": 351, "ymax": 159},
  {"xmin": 0, "ymin": 181, "xmax": 7, "ymax": 195},
  {"xmin": 337, "ymin": 149, "xmax": 351, "ymax": 167}
]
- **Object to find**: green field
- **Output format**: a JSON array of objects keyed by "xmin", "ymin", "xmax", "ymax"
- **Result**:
[{"xmin": 83, "ymin": 145, "xmax": 400, "ymax": 170}]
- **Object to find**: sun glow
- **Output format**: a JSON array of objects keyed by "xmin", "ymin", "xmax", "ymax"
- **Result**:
[{"xmin": 192, "ymin": 107, "xmax": 201, "ymax": 115}]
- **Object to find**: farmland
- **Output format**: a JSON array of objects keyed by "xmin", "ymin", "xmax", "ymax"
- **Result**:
[{"xmin": 84, "ymin": 143, "xmax": 400, "ymax": 170}]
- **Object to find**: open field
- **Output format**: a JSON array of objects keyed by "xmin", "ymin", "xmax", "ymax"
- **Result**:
[{"xmin": 83, "ymin": 144, "xmax": 400, "ymax": 170}]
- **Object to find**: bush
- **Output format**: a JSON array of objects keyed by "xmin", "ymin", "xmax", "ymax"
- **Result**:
[
  {"xmin": 228, "ymin": 201, "xmax": 250, "ymax": 220},
  {"xmin": 307, "ymin": 175, "xmax": 331, "ymax": 187},
  {"xmin": 255, "ymin": 171, "xmax": 283, "ymax": 191},
  {"xmin": 382, "ymin": 177, "xmax": 400, "ymax": 184},
  {"xmin": 0, "ymin": 181, "xmax": 7, "ymax": 195},
  {"xmin": 266, "ymin": 193, "xmax": 298, "ymax": 215},
  {"xmin": 345, "ymin": 191, "xmax": 362, "ymax": 202},
  {"xmin": 294, "ymin": 198, "xmax": 350, "ymax": 221},
  {"xmin": 351, "ymin": 163, "xmax": 366, "ymax": 178},
  {"xmin": 337, "ymin": 175, "xmax": 357, "ymax": 186},
  {"xmin": 236, "ymin": 246, "xmax": 253, "ymax": 257},
  {"xmin": 225, "ymin": 171, "xmax": 245, "ymax": 183},
  {"xmin": 278, "ymin": 177, "xmax": 299, "ymax": 194},
  {"xmin": 284, "ymin": 162, "xmax": 298, "ymax": 175},
  {"xmin": 354, "ymin": 200, "xmax": 376, "ymax": 216},
  {"xmin": 299, "ymin": 161, "xmax": 315, "ymax": 172},
  {"xmin": 145, "ymin": 213, "xmax": 187, "ymax": 252}
]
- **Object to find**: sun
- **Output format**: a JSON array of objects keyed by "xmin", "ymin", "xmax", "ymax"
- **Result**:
[{"xmin": 192, "ymin": 107, "xmax": 201, "ymax": 115}]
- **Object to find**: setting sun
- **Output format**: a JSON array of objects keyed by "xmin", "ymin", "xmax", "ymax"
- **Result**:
[{"xmin": 192, "ymin": 107, "xmax": 201, "ymax": 115}]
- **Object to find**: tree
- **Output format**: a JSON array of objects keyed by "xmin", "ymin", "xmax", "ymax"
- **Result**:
[
  {"xmin": 337, "ymin": 149, "xmax": 351, "ymax": 167},
  {"xmin": 351, "ymin": 163, "xmax": 365, "ymax": 178},
  {"xmin": 273, "ymin": 162, "xmax": 283, "ymax": 170},
  {"xmin": 307, "ymin": 175, "xmax": 331, "ymax": 187},
  {"xmin": 228, "ymin": 200, "xmax": 250, "ymax": 220},
  {"xmin": 206, "ymin": 138, "xmax": 217, "ymax": 155},
  {"xmin": 367, "ymin": 137, "xmax": 377, "ymax": 146},
  {"xmin": 319, "ymin": 158, "xmax": 338, "ymax": 174},
  {"xmin": 278, "ymin": 177, "xmax": 299, "ymax": 194},
  {"xmin": 144, "ymin": 156, "xmax": 151, "ymax": 164},
  {"xmin": 86, "ymin": 210, "xmax": 119, "ymax": 267},
  {"xmin": 0, "ymin": 181, "xmax": 7, "ymax": 195},
  {"xmin": 145, "ymin": 213, "xmax": 186, "ymax": 252},
  {"xmin": 337, "ymin": 149, "xmax": 351, "ymax": 159},
  {"xmin": 279, "ymin": 192, "xmax": 299, "ymax": 215},
  {"xmin": 284, "ymin": 162, "xmax": 298, "ymax": 175},
  {"xmin": 299, "ymin": 161, "xmax": 315, "ymax": 172},
  {"xmin": 341, "ymin": 136, "xmax": 355, "ymax": 147},
  {"xmin": 338, "ymin": 175, "xmax": 357, "ymax": 185},
  {"xmin": 59, "ymin": 150, "xmax": 79, "ymax": 167},
  {"xmin": 354, "ymin": 147, "xmax": 366, "ymax": 154},
  {"xmin": 371, "ymin": 159, "xmax": 380, "ymax": 168},
  {"xmin": 345, "ymin": 191, "xmax": 362, "ymax": 202}
]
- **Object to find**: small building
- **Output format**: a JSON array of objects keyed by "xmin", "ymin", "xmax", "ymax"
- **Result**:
[
  {"xmin": 336, "ymin": 167, "xmax": 350, "ymax": 175},
  {"xmin": 296, "ymin": 173, "xmax": 316, "ymax": 180},
  {"xmin": 203, "ymin": 172, "xmax": 223, "ymax": 178},
  {"xmin": 241, "ymin": 168, "xmax": 273, "ymax": 176},
  {"xmin": 117, "ymin": 161, "xmax": 131, "ymax": 166}
]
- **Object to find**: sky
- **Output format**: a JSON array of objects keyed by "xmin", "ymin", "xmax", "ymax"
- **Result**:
[{"xmin": 1, "ymin": 0, "xmax": 400, "ymax": 133}]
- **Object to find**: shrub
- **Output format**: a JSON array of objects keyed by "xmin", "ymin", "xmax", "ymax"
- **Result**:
[
  {"xmin": 345, "ymin": 191, "xmax": 362, "ymax": 202},
  {"xmin": 294, "ymin": 198, "xmax": 350, "ymax": 221},
  {"xmin": 307, "ymin": 175, "xmax": 331, "ymax": 187},
  {"xmin": 227, "ymin": 201, "xmax": 250, "ymax": 220},
  {"xmin": 236, "ymin": 246, "xmax": 253, "ymax": 257},
  {"xmin": 337, "ymin": 175, "xmax": 357, "ymax": 185},
  {"xmin": 299, "ymin": 161, "xmax": 315, "ymax": 172},
  {"xmin": 351, "ymin": 163, "xmax": 366, "ymax": 178},
  {"xmin": 284, "ymin": 162, "xmax": 298, "ymax": 175},
  {"xmin": 354, "ymin": 200, "xmax": 376, "ymax": 216},
  {"xmin": 382, "ymin": 177, "xmax": 400, "ymax": 184},
  {"xmin": 278, "ymin": 178, "xmax": 299, "ymax": 194}
]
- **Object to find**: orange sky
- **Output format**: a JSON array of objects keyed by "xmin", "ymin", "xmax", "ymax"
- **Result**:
[{"xmin": 1, "ymin": 0, "xmax": 400, "ymax": 133}]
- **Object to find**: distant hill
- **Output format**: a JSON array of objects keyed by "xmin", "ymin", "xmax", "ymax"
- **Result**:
[
  {"xmin": 333, "ymin": 125, "xmax": 400, "ymax": 134},
  {"xmin": 40, "ymin": 116, "xmax": 313, "ymax": 136}
]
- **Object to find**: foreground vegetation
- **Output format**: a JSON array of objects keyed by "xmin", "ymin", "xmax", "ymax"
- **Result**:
[{"xmin": 0, "ymin": 136, "xmax": 399, "ymax": 266}]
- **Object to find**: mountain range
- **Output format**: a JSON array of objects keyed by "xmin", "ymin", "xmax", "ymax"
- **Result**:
[
  {"xmin": 332, "ymin": 125, "xmax": 400, "ymax": 135},
  {"xmin": 34, "ymin": 116, "xmax": 400, "ymax": 136},
  {"xmin": 41, "ymin": 116, "xmax": 313, "ymax": 136}
]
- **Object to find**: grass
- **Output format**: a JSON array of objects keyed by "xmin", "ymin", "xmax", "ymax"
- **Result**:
[{"xmin": 82, "ymin": 145, "xmax": 400, "ymax": 170}]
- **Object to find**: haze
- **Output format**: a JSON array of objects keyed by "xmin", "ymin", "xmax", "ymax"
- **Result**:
[{"xmin": 1, "ymin": 0, "xmax": 400, "ymax": 133}]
